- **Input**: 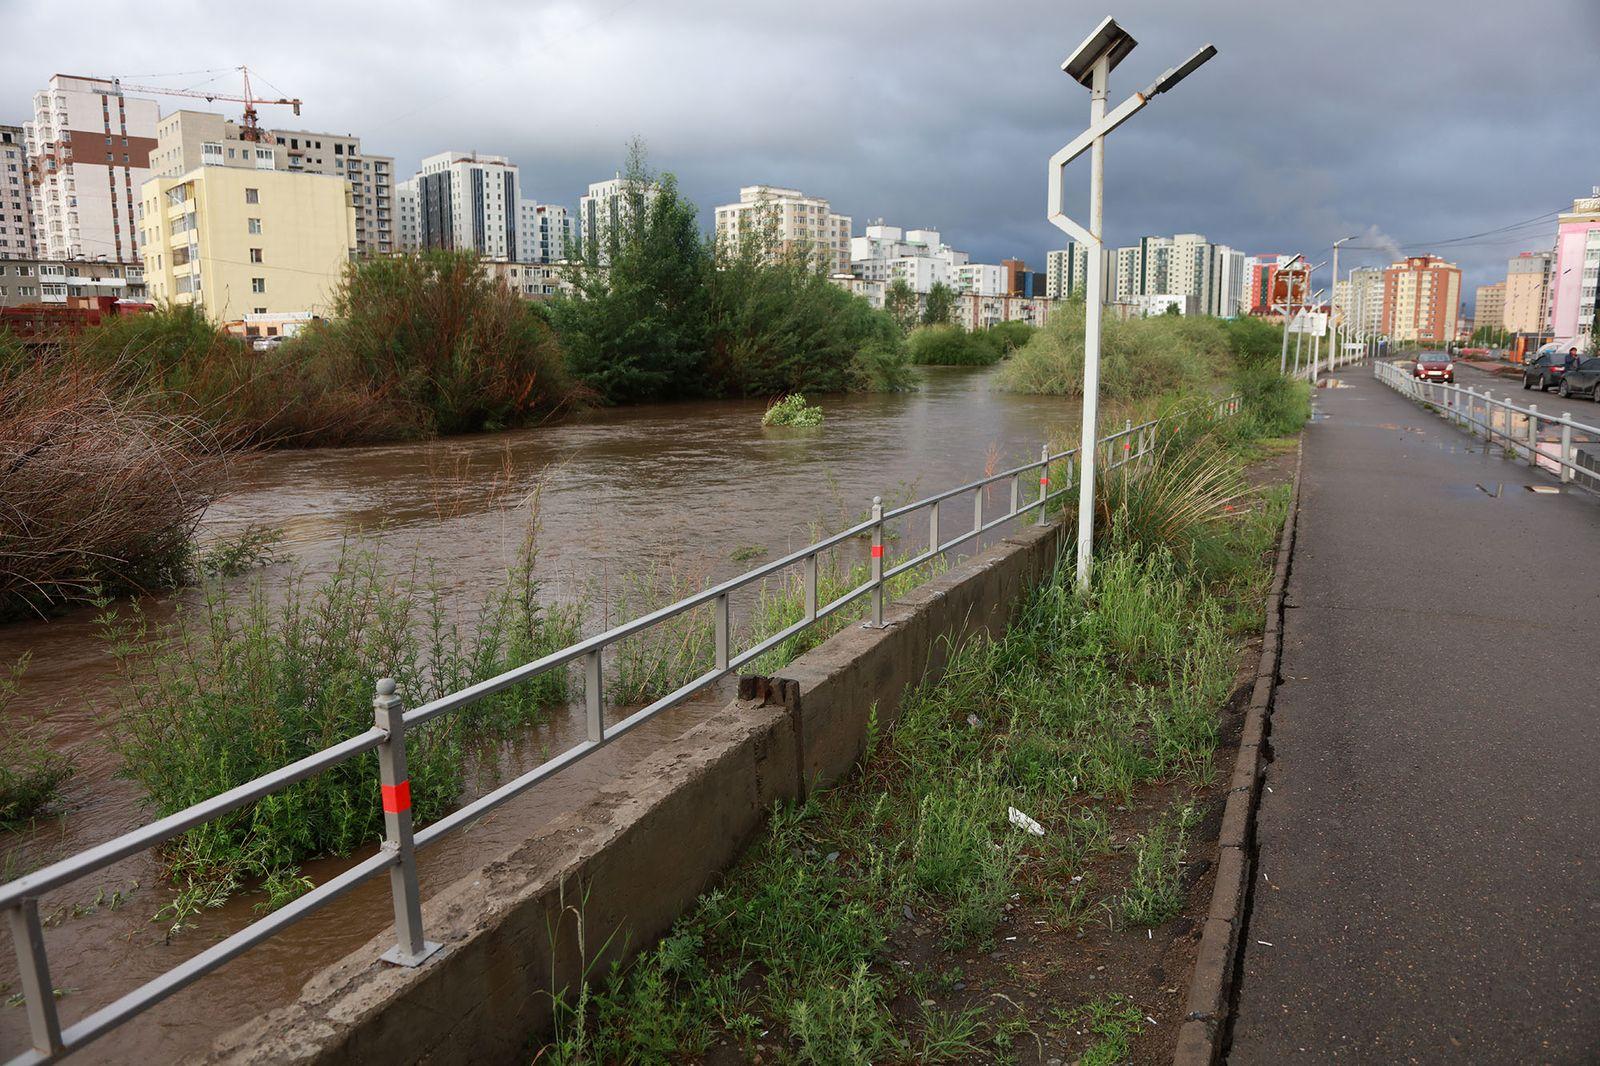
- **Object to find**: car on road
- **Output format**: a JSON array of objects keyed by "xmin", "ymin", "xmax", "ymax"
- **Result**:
[
  {"xmin": 1411, "ymin": 352, "xmax": 1454, "ymax": 383},
  {"xmin": 1521, "ymin": 351, "xmax": 1573, "ymax": 391},
  {"xmin": 1557, "ymin": 356, "xmax": 1600, "ymax": 400}
]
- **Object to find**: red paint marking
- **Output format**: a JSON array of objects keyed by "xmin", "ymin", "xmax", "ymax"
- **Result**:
[
  {"xmin": 870, "ymin": 544, "xmax": 884, "ymax": 558},
  {"xmin": 381, "ymin": 780, "xmax": 411, "ymax": 813},
  {"xmin": 1040, "ymin": 476, "xmax": 1049, "ymax": 485}
]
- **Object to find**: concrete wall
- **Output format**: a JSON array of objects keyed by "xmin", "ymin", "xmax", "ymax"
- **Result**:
[{"xmin": 211, "ymin": 520, "xmax": 1065, "ymax": 1065}]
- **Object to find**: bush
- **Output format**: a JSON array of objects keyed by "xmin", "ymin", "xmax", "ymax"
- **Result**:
[
  {"xmin": 996, "ymin": 301, "xmax": 1223, "ymax": 400},
  {"xmin": 762, "ymin": 394, "xmax": 825, "ymax": 427},
  {"xmin": 986, "ymin": 320, "xmax": 1035, "ymax": 354},
  {"xmin": 907, "ymin": 324, "xmax": 1002, "ymax": 367},
  {"xmin": 100, "ymin": 534, "xmax": 580, "ymax": 922},
  {"xmin": 0, "ymin": 354, "xmax": 224, "ymax": 618}
]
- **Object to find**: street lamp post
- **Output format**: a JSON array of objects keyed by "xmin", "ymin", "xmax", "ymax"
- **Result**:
[
  {"xmin": 1328, "ymin": 234, "xmax": 1357, "ymax": 376},
  {"xmin": 1048, "ymin": 17, "xmax": 1216, "ymax": 591}
]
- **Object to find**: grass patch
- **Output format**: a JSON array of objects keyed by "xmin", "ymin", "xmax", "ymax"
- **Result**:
[
  {"xmin": 530, "ymin": 405, "xmax": 1301, "ymax": 1061},
  {"xmin": 99, "ymin": 524, "xmax": 580, "ymax": 927}
]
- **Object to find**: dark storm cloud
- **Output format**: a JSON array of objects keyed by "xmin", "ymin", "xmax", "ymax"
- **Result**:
[{"xmin": 5, "ymin": 0, "xmax": 1597, "ymax": 296}]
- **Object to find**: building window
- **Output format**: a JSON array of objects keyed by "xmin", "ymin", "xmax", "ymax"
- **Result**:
[
  {"xmin": 249, "ymin": 247, "xmax": 262, "ymax": 263},
  {"xmin": 245, "ymin": 187, "xmax": 259, "ymax": 204},
  {"xmin": 248, "ymin": 217, "xmax": 261, "ymax": 234},
  {"xmin": 251, "ymin": 277, "xmax": 265, "ymax": 293}
]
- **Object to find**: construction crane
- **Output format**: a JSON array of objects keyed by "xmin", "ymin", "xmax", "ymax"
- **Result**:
[{"xmin": 112, "ymin": 66, "xmax": 301, "ymax": 142}]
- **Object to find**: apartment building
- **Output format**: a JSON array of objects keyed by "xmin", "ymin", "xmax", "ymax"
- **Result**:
[
  {"xmin": 849, "ymin": 223, "xmax": 967, "ymax": 287},
  {"xmin": 1046, "ymin": 244, "xmax": 1091, "ymax": 299},
  {"xmin": 1548, "ymin": 191, "xmax": 1600, "ymax": 347},
  {"xmin": 1, "ymin": 125, "xmax": 35, "ymax": 259},
  {"xmin": 412, "ymin": 151, "xmax": 521, "ymax": 260},
  {"xmin": 1502, "ymin": 250, "xmax": 1553, "ymax": 334},
  {"xmin": 1473, "ymin": 282, "xmax": 1504, "ymax": 334},
  {"xmin": 139, "ymin": 164, "xmax": 354, "ymax": 324},
  {"xmin": 517, "ymin": 199, "xmax": 572, "ymax": 263},
  {"xmin": 1211, "ymin": 245, "xmax": 1245, "ymax": 317},
  {"xmin": 149, "ymin": 110, "xmax": 284, "ymax": 178},
  {"xmin": 1112, "ymin": 246, "xmax": 1140, "ymax": 301},
  {"xmin": 269, "ymin": 128, "xmax": 394, "ymax": 256},
  {"xmin": 714, "ymin": 185, "xmax": 852, "ymax": 273},
  {"xmin": 0, "ymin": 256, "xmax": 146, "ymax": 307},
  {"xmin": 1341, "ymin": 267, "xmax": 1385, "ymax": 336},
  {"xmin": 480, "ymin": 259, "xmax": 576, "ymax": 299},
  {"xmin": 951, "ymin": 261, "xmax": 1006, "ymax": 297},
  {"xmin": 1242, "ymin": 254, "xmax": 1296, "ymax": 314},
  {"xmin": 25, "ymin": 75, "xmax": 159, "ymax": 262},
  {"xmin": 395, "ymin": 177, "xmax": 419, "ymax": 251},
  {"xmin": 1382, "ymin": 255, "xmax": 1461, "ymax": 345},
  {"xmin": 579, "ymin": 173, "xmax": 659, "ymax": 263}
]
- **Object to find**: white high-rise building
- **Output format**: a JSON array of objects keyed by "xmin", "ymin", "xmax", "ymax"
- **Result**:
[
  {"xmin": 517, "ymin": 199, "xmax": 572, "ymax": 263},
  {"xmin": 411, "ymin": 151, "xmax": 522, "ymax": 261},
  {"xmin": 25, "ymin": 75, "xmax": 159, "ymax": 261},
  {"xmin": 1211, "ymin": 245, "xmax": 1245, "ymax": 317},
  {"xmin": 849, "ymin": 223, "xmax": 967, "ymax": 287},
  {"xmin": 395, "ymin": 177, "xmax": 420, "ymax": 252},
  {"xmin": 578, "ymin": 173, "xmax": 659, "ymax": 264},
  {"xmin": 1046, "ymin": 244, "xmax": 1091, "ymax": 299},
  {"xmin": 714, "ymin": 184, "xmax": 852, "ymax": 274},
  {"xmin": 270, "ymin": 127, "xmax": 395, "ymax": 256},
  {"xmin": 0, "ymin": 125, "xmax": 36, "ymax": 260},
  {"xmin": 951, "ymin": 262, "xmax": 1007, "ymax": 298},
  {"xmin": 1345, "ymin": 267, "xmax": 1386, "ymax": 335}
]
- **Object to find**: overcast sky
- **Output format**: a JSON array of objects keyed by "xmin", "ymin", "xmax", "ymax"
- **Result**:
[{"xmin": 6, "ymin": 1, "xmax": 1598, "ymax": 304}]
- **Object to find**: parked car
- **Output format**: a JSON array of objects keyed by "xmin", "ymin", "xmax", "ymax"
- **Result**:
[
  {"xmin": 1557, "ymin": 356, "xmax": 1600, "ymax": 400},
  {"xmin": 1411, "ymin": 352, "xmax": 1454, "ymax": 383},
  {"xmin": 1522, "ymin": 351, "xmax": 1570, "ymax": 391}
]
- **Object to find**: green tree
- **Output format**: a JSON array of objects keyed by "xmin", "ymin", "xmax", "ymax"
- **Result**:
[
  {"xmin": 921, "ymin": 281, "xmax": 955, "ymax": 326},
  {"xmin": 884, "ymin": 278, "xmax": 919, "ymax": 334},
  {"xmin": 549, "ymin": 144, "xmax": 713, "ymax": 403}
]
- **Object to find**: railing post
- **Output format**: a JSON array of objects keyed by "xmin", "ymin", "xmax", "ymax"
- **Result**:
[
  {"xmin": 973, "ymin": 483, "xmax": 983, "ymax": 532},
  {"xmin": 803, "ymin": 552, "xmax": 818, "ymax": 621},
  {"xmin": 1009, "ymin": 470, "xmax": 1020, "ymax": 516},
  {"xmin": 1036, "ymin": 443, "xmax": 1050, "ymax": 525},
  {"xmin": 374, "ymin": 679, "xmax": 440, "ymax": 968},
  {"xmin": 8, "ymin": 897, "xmax": 64, "ymax": 1057},
  {"xmin": 714, "ymin": 592, "xmax": 730, "ymax": 672},
  {"xmin": 1484, "ymin": 393, "xmax": 1495, "ymax": 453},
  {"xmin": 867, "ymin": 495, "xmax": 885, "ymax": 628},
  {"xmin": 1561, "ymin": 414, "xmax": 1574, "ymax": 483},
  {"xmin": 1527, "ymin": 403, "xmax": 1540, "ymax": 468},
  {"xmin": 1121, "ymin": 418, "xmax": 1132, "ymax": 467},
  {"xmin": 584, "ymin": 649, "xmax": 603, "ymax": 741}
]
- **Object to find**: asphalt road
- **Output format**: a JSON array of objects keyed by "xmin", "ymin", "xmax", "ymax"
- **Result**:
[{"xmin": 1227, "ymin": 367, "xmax": 1600, "ymax": 1063}]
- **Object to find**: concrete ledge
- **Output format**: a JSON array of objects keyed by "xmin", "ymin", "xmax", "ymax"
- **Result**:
[
  {"xmin": 1173, "ymin": 442, "xmax": 1303, "ymax": 1066},
  {"xmin": 211, "ymin": 522, "xmax": 1065, "ymax": 1064}
]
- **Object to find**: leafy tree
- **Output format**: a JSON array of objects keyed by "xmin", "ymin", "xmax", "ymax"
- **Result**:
[
  {"xmin": 884, "ymin": 278, "xmax": 920, "ymax": 334},
  {"xmin": 549, "ymin": 145, "xmax": 712, "ymax": 403},
  {"xmin": 921, "ymin": 281, "xmax": 955, "ymax": 326}
]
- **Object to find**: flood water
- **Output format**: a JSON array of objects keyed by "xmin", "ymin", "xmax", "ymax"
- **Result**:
[{"xmin": 0, "ymin": 367, "xmax": 1080, "ymax": 1062}]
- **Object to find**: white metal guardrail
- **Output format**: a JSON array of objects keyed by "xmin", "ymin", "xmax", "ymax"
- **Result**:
[
  {"xmin": 1374, "ymin": 359, "xmax": 1600, "ymax": 493},
  {"xmin": 1289, "ymin": 338, "xmax": 1366, "ymax": 382},
  {"xmin": 2, "ymin": 395, "xmax": 1240, "ymax": 1063}
]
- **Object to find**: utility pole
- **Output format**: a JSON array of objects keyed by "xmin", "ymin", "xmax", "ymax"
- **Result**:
[
  {"xmin": 1048, "ymin": 17, "xmax": 1215, "ymax": 591},
  {"xmin": 1329, "ymin": 235, "xmax": 1357, "ymax": 374}
]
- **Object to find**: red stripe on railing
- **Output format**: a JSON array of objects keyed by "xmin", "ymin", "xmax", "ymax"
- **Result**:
[
  {"xmin": 870, "ymin": 544, "xmax": 883, "ymax": 558},
  {"xmin": 381, "ymin": 781, "xmax": 411, "ymax": 814}
]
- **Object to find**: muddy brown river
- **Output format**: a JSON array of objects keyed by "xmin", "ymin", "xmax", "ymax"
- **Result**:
[{"xmin": 0, "ymin": 367, "xmax": 1081, "ymax": 1062}]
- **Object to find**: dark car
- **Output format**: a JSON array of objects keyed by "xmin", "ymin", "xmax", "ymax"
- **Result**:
[
  {"xmin": 1411, "ymin": 352, "xmax": 1454, "ymax": 383},
  {"xmin": 1557, "ymin": 356, "xmax": 1600, "ymax": 400},
  {"xmin": 1522, "ymin": 351, "xmax": 1569, "ymax": 391}
]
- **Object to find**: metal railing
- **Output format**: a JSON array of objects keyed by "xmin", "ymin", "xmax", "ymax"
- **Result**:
[
  {"xmin": 1289, "ymin": 336, "xmax": 1366, "ymax": 382},
  {"xmin": 1, "ymin": 395, "xmax": 1239, "ymax": 1063},
  {"xmin": 1374, "ymin": 359, "xmax": 1600, "ymax": 493}
]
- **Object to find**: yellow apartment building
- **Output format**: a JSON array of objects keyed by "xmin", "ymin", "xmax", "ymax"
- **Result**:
[{"xmin": 138, "ymin": 165, "xmax": 355, "ymax": 327}]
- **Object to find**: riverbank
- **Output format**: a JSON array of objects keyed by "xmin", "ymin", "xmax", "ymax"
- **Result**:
[
  {"xmin": 526, "ymin": 400, "xmax": 1305, "ymax": 1062},
  {"xmin": 0, "ymin": 366, "xmax": 1086, "ymax": 1062}
]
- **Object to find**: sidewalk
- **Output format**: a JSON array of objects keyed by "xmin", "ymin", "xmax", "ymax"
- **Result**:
[{"xmin": 1227, "ymin": 370, "xmax": 1600, "ymax": 1062}]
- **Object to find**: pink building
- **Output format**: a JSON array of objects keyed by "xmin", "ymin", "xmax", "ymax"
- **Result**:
[{"xmin": 1548, "ymin": 190, "xmax": 1600, "ymax": 347}]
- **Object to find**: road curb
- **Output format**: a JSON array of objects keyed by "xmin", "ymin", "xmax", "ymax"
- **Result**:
[{"xmin": 1173, "ymin": 439, "xmax": 1303, "ymax": 1066}]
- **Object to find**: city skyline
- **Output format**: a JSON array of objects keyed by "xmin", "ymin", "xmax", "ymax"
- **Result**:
[{"xmin": 1, "ymin": 1, "xmax": 1596, "ymax": 301}]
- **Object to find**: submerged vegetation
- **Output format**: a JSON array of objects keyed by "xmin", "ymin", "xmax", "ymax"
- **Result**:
[
  {"xmin": 533, "ymin": 398, "xmax": 1304, "ymax": 1062},
  {"xmin": 906, "ymin": 322, "xmax": 1038, "ymax": 367},
  {"xmin": 0, "ymin": 656, "xmax": 74, "ymax": 828},
  {"xmin": 761, "ymin": 394, "xmax": 825, "ymax": 427}
]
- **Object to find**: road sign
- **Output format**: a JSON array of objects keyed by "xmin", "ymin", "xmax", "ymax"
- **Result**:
[{"xmin": 1289, "ymin": 311, "xmax": 1327, "ymax": 334}]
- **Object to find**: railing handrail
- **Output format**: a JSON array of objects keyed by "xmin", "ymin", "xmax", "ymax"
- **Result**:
[
  {"xmin": 1373, "ymin": 359, "xmax": 1600, "ymax": 489},
  {"xmin": 2, "ymin": 390, "xmax": 1241, "ymax": 1064}
]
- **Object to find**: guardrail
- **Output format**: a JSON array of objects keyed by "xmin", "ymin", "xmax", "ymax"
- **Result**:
[
  {"xmin": 1289, "ymin": 336, "xmax": 1366, "ymax": 382},
  {"xmin": 2, "ymin": 394, "xmax": 1240, "ymax": 1063},
  {"xmin": 1374, "ymin": 359, "xmax": 1600, "ymax": 493}
]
